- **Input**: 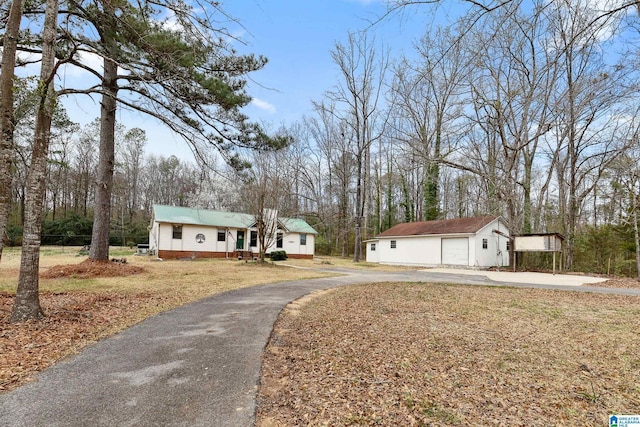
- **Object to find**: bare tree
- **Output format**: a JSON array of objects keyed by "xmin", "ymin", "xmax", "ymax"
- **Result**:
[
  {"xmin": 328, "ymin": 32, "xmax": 388, "ymax": 262},
  {"xmin": 73, "ymin": 122, "xmax": 99, "ymax": 216},
  {"xmin": 45, "ymin": 109, "xmax": 78, "ymax": 220},
  {"xmin": 546, "ymin": 0, "xmax": 629, "ymax": 268},
  {"xmin": 242, "ymin": 146, "xmax": 291, "ymax": 262},
  {"xmin": 611, "ymin": 149, "xmax": 640, "ymax": 281},
  {"xmin": 388, "ymin": 27, "xmax": 468, "ymax": 221},
  {"xmin": 307, "ymin": 101, "xmax": 357, "ymax": 257},
  {"xmin": 114, "ymin": 128, "xmax": 146, "ymax": 222},
  {"xmin": 456, "ymin": 3, "xmax": 561, "ymax": 234}
]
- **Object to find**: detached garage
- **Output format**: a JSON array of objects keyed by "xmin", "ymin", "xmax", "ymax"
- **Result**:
[{"xmin": 365, "ymin": 216, "xmax": 510, "ymax": 268}]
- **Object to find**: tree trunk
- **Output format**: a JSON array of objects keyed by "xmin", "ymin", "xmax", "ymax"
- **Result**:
[
  {"xmin": 10, "ymin": 0, "xmax": 58, "ymax": 323},
  {"xmin": 0, "ymin": 0, "xmax": 23, "ymax": 263},
  {"xmin": 632, "ymin": 187, "xmax": 640, "ymax": 282},
  {"xmin": 425, "ymin": 119, "xmax": 442, "ymax": 221},
  {"xmin": 523, "ymin": 152, "xmax": 533, "ymax": 234},
  {"xmin": 89, "ymin": 56, "xmax": 118, "ymax": 262},
  {"xmin": 353, "ymin": 155, "xmax": 363, "ymax": 262}
]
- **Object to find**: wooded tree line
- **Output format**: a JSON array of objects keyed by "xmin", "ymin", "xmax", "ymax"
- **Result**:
[
  {"xmin": 243, "ymin": 0, "xmax": 640, "ymax": 275},
  {"xmin": 5, "ymin": 117, "xmax": 210, "ymax": 246},
  {"xmin": 2, "ymin": 0, "xmax": 640, "ymax": 321}
]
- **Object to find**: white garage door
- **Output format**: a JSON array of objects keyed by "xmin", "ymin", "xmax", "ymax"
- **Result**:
[{"xmin": 441, "ymin": 237, "xmax": 469, "ymax": 265}]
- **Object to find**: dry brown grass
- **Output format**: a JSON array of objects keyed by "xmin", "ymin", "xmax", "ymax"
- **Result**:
[
  {"xmin": 257, "ymin": 283, "xmax": 640, "ymax": 426},
  {"xmin": 3, "ymin": 246, "xmax": 640, "ymax": 425},
  {"xmin": 0, "ymin": 246, "xmax": 333, "ymax": 392}
]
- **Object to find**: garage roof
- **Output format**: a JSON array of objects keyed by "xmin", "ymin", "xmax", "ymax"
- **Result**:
[{"xmin": 377, "ymin": 215, "xmax": 499, "ymax": 237}]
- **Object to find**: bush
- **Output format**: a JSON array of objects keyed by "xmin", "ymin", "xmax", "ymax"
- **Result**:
[
  {"xmin": 42, "ymin": 214, "xmax": 93, "ymax": 246},
  {"xmin": 5, "ymin": 224, "xmax": 22, "ymax": 246},
  {"xmin": 269, "ymin": 250, "xmax": 288, "ymax": 261}
]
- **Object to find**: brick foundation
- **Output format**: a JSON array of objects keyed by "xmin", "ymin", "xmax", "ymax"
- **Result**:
[
  {"xmin": 285, "ymin": 253, "xmax": 314, "ymax": 260},
  {"xmin": 157, "ymin": 250, "xmax": 229, "ymax": 260},
  {"xmin": 156, "ymin": 250, "xmax": 314, "ymax": 260}
]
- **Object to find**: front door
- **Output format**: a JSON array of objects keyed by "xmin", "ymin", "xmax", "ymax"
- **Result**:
[{"xmin": 236, "ymin": 230, "xmax": 245, "ymax": 250}]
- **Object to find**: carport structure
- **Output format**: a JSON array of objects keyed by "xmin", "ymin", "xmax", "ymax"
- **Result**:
[{"xmin": 513, "ymin": 233, "xmax": 565, "ymax": 274}]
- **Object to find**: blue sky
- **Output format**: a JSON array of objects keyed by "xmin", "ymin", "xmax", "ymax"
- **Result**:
[
  {"xmin": 32, "ymin": 0, "xmax": 634, "ymax": 162},
  {"xmin": 223, "ymin": 0, "xmax": 430, "ymax": 126},
  {"xmin": 59, "ymin": 0, "xmax": 435, "ymax": 161}
]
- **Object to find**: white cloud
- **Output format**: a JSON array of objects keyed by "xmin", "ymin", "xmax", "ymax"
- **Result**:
[
  {"xmin": 161, "ymin": 9, "xmax": 183, "ymax": 32},
  {"xmin": 583, "ymin": 0, "xmax": 628, "ymax": 41},
  {"xmin": 62, "ymin": 51, "xmax": 104, "ymax": 77},
  {"xmin": 250, "ymin": 98, "xmax": 277, "ymax": 114}
]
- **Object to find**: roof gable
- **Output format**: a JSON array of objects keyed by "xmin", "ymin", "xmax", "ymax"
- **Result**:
[
  {"xmin": 280, "ymin": 217, "xmax": 317, "ymax": 235},
  {"xmin": 152, "ymin": 205, "xmax": 317, "ymax": 234},
  {"xmin": 377, "ymin": 216, "xmax": 500, "ymax": 238}
]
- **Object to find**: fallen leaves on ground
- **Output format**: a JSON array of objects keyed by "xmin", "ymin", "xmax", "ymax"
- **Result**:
[
  {"xmin": 1, "ymin": 260, "xmax": 149, "ymax": 392},
  {"xmin": 41, "ymin": 258, "xmax": 146, "ymax": 279},
  {"xmin": 2, "ymin": 262, "xmax": 639, "ymax": 425},
  {"xmin": 0, "ymin": 257, "xmax": 331, "ymax": 394},
  {"xmin": 0, "ymin": 291, "xmax": 169, "ymax": 392},
  {"xmin": 257, "ymin": 282, "xmax": 640, "ymax": 426},
  {"xmin": 591, "ymin": 277, "xmax": 640, "ymax": 289}
]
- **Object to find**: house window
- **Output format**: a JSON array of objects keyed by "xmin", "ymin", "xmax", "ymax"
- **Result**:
[
  {"xmin": 371, "ymin": 243, "xmax": 376, "ymax": 251},
  {"xmin": 390, "ymin": 240, "xmax": 396, "ymax": 249},
  {"xmin": 217, "ymin": 230, "xmax": 226, "ymax": 242},
  {"xmin": 277, "ymin": 233, "xmax": 283, "ymax": 248},
  {"xmin": 172, "ymin": 225, "xmax": 182, "ymax": 239},
  {"xmin": 482, "ymin": 238, "xmax": 488, "ymax": 249},
  {"xmin": 250, "ymin": 230, "xmax": 258, "ymax": 247},
  {"xmin": 506, "ymin": 240, "xmax": 511, "ymax": 251},
  {"xmin": 300, "ymin": 234, "xmax": 307, "ymax": 245}
]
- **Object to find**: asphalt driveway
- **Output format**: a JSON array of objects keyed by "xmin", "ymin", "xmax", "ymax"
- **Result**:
[{"xmin": 1, "ymin": 268, "xmax": 637, "ymax": 426}]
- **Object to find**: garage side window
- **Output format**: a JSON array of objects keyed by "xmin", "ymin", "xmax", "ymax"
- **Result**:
[
  {"xmin": 482, "ymin": 238, "xmax": 488, "ymax": 249},
  {"xmin": 390, "ymin": 240, "xmax": 396, "ymax": 249},
  {"xmin": 371, "ymin": 243, "xmax": 376, "ymax": 251},
  {"xmin": 172, "ymin": 225, "xmax": 182, "ymax": 239}
]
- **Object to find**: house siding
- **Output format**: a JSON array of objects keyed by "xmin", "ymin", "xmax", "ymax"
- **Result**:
[
  {"xmin": 473, "ymin": 220, "xmax": 510, "ymax": 267},
  {"xmin": 375, "ymin": 236, "xmax": 442, "ymax": 266},
  {"xmin": 153, "ymin": 223, "xmax": 314, "ymax": 260},
  {"xmin": 247, "ymin": 230, "xmax": 315, "ymax": 258},
  {"xmin": 281, "ymin": 233, "xmax": 315, "ymax": 258},
  {"xmin": 366, "ymin": 241, "xmax": 379, "ymax": 263}
]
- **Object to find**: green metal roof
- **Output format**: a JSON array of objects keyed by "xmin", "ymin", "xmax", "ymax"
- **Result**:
[
  {"xmin": 279, "ymin": 217, "xmax": 318, "ymax": 235},
  {"xmin": 152, "ymin": 205, "xmax": 317, "ymax": 234}
]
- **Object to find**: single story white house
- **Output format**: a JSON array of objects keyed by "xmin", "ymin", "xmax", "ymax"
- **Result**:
[
  {"xmin": 365, "ymin": 215, "xmax": 510, "ymax": 268},
  {"xmin": 149, "ymin": 204, "xmax": 317, "ymax": 260}
]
